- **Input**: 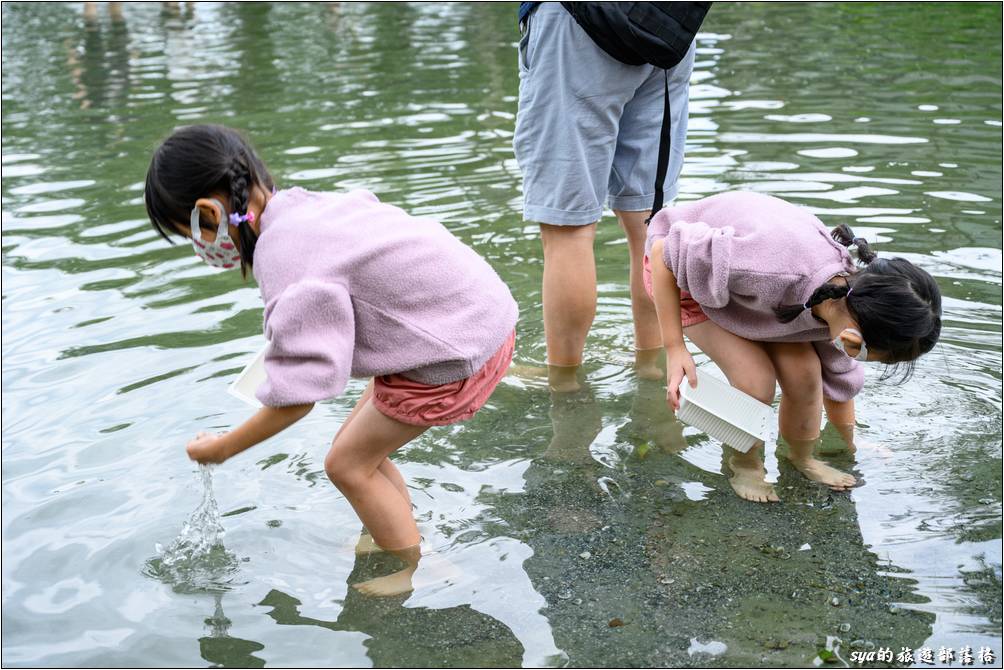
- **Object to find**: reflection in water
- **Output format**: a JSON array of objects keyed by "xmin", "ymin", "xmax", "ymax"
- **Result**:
[
  {"xmin": 199, "ymin": 593, "xmax": 266, "ymax": 668},
  {"xmin": 66, "ymin": 3, "xmax": 130, "ymax": 112},
  {"xmin": 487, "ymin": 384, "xmax": 937, "ymax": 666},
  {"xmin": 258, "ymin": 558, "xmax": 527, "ymax": 668}
]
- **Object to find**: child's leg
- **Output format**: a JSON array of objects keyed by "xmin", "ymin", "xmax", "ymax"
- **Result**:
[
  {"xmin": 336, "ymin": 380, "xmax": 413, "ymax": 507},
  {"xmin": 335, "ymin": 381, "xmax": 413, "ymax": 556},
  {"xmin": 684, "ymin": 320, "xmax": 780, "ymax": 503},
  {"xmin": 324, "ymin": 399, "xmax": 426, "ymax": 552},
  {"xmin": 354, "ymin": 458, "xmax": 414, "ymax": 556},
  {"xmin": 823, "ymin": 397, "xmax": 857, "ymax": 453},
  {"xmin": 765, "ymin": 342, "xmax": 855, "ymax": 491}
]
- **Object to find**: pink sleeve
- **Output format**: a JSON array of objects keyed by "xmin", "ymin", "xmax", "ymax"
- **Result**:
[
  {"xmin": 812, "ymin": 340, "xmax": 865, "ymax": 402},
  {"xmin": 661, "ymin": 220, "xmax": 735, "ymax": 308},
  {"xmin": 256, "ymin": 280, "xmax": 355, "ymax": 407}
]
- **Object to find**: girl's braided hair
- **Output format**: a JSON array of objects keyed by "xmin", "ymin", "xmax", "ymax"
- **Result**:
[
  {"xmin": 145, "ymin": 124, "xmax": 274, "ymax": 277},
  {"xmin": 774, "ymin": 223, "xmax": 942, "ymax": 379}
]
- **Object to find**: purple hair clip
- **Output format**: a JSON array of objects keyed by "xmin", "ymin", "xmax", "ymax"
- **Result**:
[{"xmin": 228, "ymin": 211, "xmax": 255, "ymax": 225}]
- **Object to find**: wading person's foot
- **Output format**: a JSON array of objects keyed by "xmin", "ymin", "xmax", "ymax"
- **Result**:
[
  {"xmin": 353, "ymin": 566, "xmax": 418, "ymax": 597},
  {"xmin": 352, "ymin": 547, "xmax": 461, "ymax": 597},
  {"xmin": 547, "ymin": 363, "xmax": 582, "ymax": 393},
  {"xmin": 727, "ymin": 451, "xmax": 780, "ymax": 503},
  {"xmin": 634, "ymin": 346, "xmax": 664, "ymax": 381},
  {"xmin": 787, "ymin": 456, "xmax": 857, "ymax": 491},
  {"xmin": 785, "ymin": 437, "xmax": 857, "ymax": 491}
]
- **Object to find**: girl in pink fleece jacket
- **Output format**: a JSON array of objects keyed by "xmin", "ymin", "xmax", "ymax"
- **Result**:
[
  {"xmin": 146, "ymin": 125, "xmax": 518, "ymax": 595},
  {"xmin": 644, "ymin": 191, "xmax": 941, "ymax": 503}
]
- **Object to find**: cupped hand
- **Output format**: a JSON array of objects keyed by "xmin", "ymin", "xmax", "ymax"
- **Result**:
[
  {"xmin": 186, "ymin": 431, "xmax": 230, "ymax": 464},
  {"xmin": 665, "ymin": 345, "xmax": 697, "ymax": 411}
]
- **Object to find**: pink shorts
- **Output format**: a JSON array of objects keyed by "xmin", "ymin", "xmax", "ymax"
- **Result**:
[
  {"xmin": 643, "ymin": 255, "xmax": 709, "ymax": 328},
  {"xmin": 372, "ymin": 330, "xmax": 516, "ymax": 427}
]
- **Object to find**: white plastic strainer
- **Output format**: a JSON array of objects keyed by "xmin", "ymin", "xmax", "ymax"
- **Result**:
[{"xmin": 678, "ymin": 370, "xmax": 773, "ymax": 453}]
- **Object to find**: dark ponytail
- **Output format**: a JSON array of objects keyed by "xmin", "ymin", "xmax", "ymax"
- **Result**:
[
  {"xmin": 774, "ymin": 223, "xmax": 942, "ymax": 377},
  {"xmin": 830, "ymin": 223, "xmax": 877, "ymax": 265},
  {"xmin": 226, "ymin": 156, "xmax": 261, "ymax": 278},
  {"xmin": 774, "ymin": 222, "xmax": 878, "ymax": 323},
  {"xmin": 774, "ymin": 282, "xmax": 849, "ymax": 323},
  {"xmin": 145, "ymin": 124, "xmax": 274, "ymax": 278}
]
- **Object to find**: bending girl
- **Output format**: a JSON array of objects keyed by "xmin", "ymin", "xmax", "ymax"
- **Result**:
[
  {"xmin": 145, "ymin": 125, "xmax": 518, "ymax": 593},
  {"xmin": 644, "ymin": 191, "xmax": 941, "ymax": 502}
]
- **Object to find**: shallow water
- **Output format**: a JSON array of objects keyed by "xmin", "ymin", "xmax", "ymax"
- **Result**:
[{"xmin": 2, "ymin": 2, "xmax": 1001, "ymax": 667}]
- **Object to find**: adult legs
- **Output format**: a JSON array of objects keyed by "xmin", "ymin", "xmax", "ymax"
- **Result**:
[
  {"xmin": 516, "ymin": 6, "xmax": 654, "ymax": 392},
  {"xmin": 540, "ymin": 222, "xmax": 597, "ymax": 392},
  {"xmin": 683, "ymin": 320, "xmax": 779, "ymax": 502},
  {"xmin": 609, "ymin": 43, "xmax": 696, "ymax": 378}
]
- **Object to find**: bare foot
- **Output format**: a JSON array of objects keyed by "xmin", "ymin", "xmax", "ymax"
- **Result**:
[
  {"xmin": 634, "ymin": 347, "xmax": 664, "ymax": 381},
  {"xmin": 826, "ymin": 423, "xmax": 858, "ymax": 455},
  {"xmin": 634, "ymin": 363, "xmax": 663, "ymax": 381},
  {"xmin": 787, "ymin": 456, "xmax": 856, "ymax": 491},
  {"xmin": 785, "ymin": 436, "xmax": 857, "ymax": 490},
  {"xmin": 507, "ymin": 363, "xmax": 549, "ymax": 380},
  {"xmin": 353, "ymin": 566, "xmax": 418, "ymax": 597},
  {"xmin": 547, "ymin": 364, "xmax": 581, "ymax": 393},
  {"xmin": 354, "ymin": 532, "xmax": 385, "ymax": 556},
  {"xmin": 826, "ymin": 424, "xmax": 892, "ymax": 458},
  {"xmin": 352, "ymin": 551, "xmax": 461, "ymax": 597},
  {"xmin": 727, "ymin": 454, "xmax": 780, "ymax": 503}
]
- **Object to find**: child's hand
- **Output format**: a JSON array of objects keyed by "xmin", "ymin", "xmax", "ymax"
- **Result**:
[
  {"xmin": 186, "ymin": 431, "xmax": 230, "ymax": 464},
  {"xmin": 665, "ymin": 345, "xmax": 697, "ymax": 411}
]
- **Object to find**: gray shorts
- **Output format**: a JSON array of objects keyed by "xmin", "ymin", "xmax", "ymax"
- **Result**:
[{"xmin": 513, "ymin": 3, "xmax": 696, "ymax": 225}]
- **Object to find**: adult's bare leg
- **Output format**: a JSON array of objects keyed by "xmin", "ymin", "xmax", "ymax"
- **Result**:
[
  {"xmin": 540, "ymin": 222, "xmax": 597, "ymax": 392},
  {"xmin": 616, "ymin": 208, "xmax": 663, "ymax": 379}
]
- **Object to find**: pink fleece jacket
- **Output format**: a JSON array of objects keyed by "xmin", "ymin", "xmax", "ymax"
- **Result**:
[
  {"xmin": 252, "ymin": 188, "xmax": 519, "ymax": 407},
  {"xmin": 645, "ymin": 191, "xmax": 864, "ymax": 402}
]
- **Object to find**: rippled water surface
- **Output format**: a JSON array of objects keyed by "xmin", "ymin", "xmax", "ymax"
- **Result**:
[{"xmin": 2, "ymin": 2, "xmax": 1001, "ymax": 667}]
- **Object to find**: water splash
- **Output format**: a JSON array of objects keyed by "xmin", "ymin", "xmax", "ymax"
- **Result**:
[{"xmin": 144, "ymin": 465, "xmax": 240, "ymax": 593}]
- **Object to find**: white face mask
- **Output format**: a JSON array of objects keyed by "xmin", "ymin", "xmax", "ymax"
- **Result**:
[
  {"xmin": 833, "ymin": 328, "xmax": 869, "ymax": 361},
  {"xmin": 190, "ymin": 198, "xmax": 241, "ymax": 269}
]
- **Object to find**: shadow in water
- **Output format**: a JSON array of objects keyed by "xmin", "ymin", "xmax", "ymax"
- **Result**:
[
  {"xmin": 256, "ymin": 549, "xmax": 526, "ymax": 668},
  {"xmin": 482, "ymin": 378, "xmax": 937, "ymax": 667},
  {"xmin": 199, "ymin": 593, "xmax": 266, "ymax": 668}
]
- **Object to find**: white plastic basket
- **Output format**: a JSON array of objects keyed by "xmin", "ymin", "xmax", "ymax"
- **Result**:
[
  {"xmin": 226, "ymin": 342, "xmax": 269, "ymax": 408},
  {"xmin": 678, "ymin": 370, "xmax": 773, "ymax": 453}
]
